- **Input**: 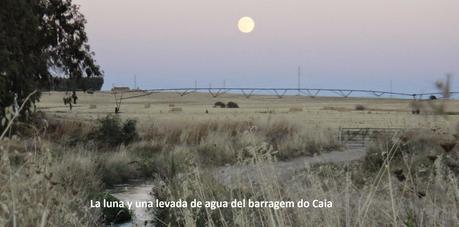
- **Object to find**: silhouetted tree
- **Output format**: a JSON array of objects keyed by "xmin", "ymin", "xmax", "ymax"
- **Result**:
[{"xmin": 0, "ymin": 0, "xmax": 102, "ymax": 123}]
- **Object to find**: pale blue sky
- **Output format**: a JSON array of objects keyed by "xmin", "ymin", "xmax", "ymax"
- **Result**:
[{"xmin": 74, "ymin": 0, "xmax": 459, "ymax": 92}]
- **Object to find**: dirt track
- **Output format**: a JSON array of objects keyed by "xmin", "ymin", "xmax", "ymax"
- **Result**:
[{"xmin": 213, "ymin": 148, "xmax": 366, "ymax": 187}]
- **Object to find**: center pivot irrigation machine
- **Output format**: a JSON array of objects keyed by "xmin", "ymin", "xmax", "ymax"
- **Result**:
[{"xmin": 110, "ymin": 87, "xmax": 458, "ymax": 113}]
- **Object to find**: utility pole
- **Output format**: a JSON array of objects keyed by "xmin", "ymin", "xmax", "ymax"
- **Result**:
[
  {"xmin": 297, "ymin": 66, "xmax": 301, "ymax": 96},
  {"xmin": 390, "ymin": 80, "xmax": 393, "ymax": 98}
]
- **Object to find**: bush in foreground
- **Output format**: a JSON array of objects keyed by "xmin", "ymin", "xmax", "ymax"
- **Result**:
[{"xmin": 95, "ymin": 115, "xmax": 139, "ymax": 147}]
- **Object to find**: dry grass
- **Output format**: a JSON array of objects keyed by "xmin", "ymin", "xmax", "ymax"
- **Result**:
[
  {"xmin": 0, "ymin": 136, "xmax": 155, "ymax": 226},
  {"xmin": 4, "ymin": 124, "xmax": 458, "ymax": 226},
  {"xmin": 138, "ymin": 118, "xmax": 339, "ymax": 165},
  {"xmin": 36, "ymin": 92, "xmax": 459, "ymax": 129},
  {"xmin": 288, "ymin": 107, "xmax": 303, "ymax": 112},
  {"xmin": 155, "ymin": 135, "xmax": 459, "ymax": 226},
  {"xmin": 3, "ymin": 91, "xmax": 459, "ymax": 226},
  {"xmin": 169, "ymin": 107, "xmax": 183, "ymax": 113},
  {"xmin": 0, "ymin": 140, "xmax": 102, "ymax": 226},
  {"xmin": 97, "ymin": 149, "xmax": 142, "ymax": 186},
  {"xmin": 149, "ymin": 78, "xmax": 458, "ymax": 226}
]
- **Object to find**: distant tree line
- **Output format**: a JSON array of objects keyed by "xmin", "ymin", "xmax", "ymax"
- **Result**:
[{"xmin": 42, "ymin": 77, "xmax": 104, "ymax": 91}]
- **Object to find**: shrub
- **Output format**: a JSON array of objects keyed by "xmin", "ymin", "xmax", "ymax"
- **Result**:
[
  {"xmin": 96, "ymin": 115, "xmax": 123, "ymax": 146},
  {"xmin": 122, "ymin": 119, "xmax": 139, "ymax": 145},
  {"xmin": 355, "ymin": 104, "xmax": 366, "ymax": 111},
  {"xmin": 227, "ymin": 101, "xmax": 239, "ymax": 108},
  {"xmin": 95, "ymin": 115, "xmax": 139, "ymax": 147},
  {"xmin": 214, "ymin": 101, "xmax": 226, "ymax": 108}
]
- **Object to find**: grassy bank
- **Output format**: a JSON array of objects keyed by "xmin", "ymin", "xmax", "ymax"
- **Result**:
[
  {"xmin": 1, "ymin": 113, "xmax": 340, "ymax": 226},
  {"xmin": 2, "ymin": 110, "xmax": 459, "ymax": 226},
  {"xmin": 0, "ymin": 139, "xmax": 101, "ymax": 226},
  {"xmin": 154, "ymin": 130, "xmax": 459, "ymax": 226}
]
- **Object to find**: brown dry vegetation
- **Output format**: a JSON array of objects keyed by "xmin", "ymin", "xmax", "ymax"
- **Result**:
[
  {"xmin": 0, "ymin": 140, "xmax": 102, "ymax": 226},
  {"xmin": 0, "ymin": 110, "xmax": 339, "ymax": 226},
  {"xmin": 155, "ymin": 129, "xmax": 459, "ymax": 227},
  {"xmin": 2, "ymin": 92, "xmax": 459, "ymax": 226}
]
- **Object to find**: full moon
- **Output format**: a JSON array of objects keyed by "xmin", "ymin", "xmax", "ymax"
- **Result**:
[{"xmin": 238, "ymin": 17, "xmax": 255, "ymax": 33}]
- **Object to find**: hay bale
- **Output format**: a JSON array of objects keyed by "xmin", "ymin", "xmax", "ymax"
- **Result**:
[
  {"xmin": 168, "ymin": 104, "xmax": 175, "ymax": 107},
  {"xmin": 288, "ymin": 107, "xmax": 303, "ymax": 112},
  {"xmin": 169, "ymin": 107, "xmax": 183, "ymax": 113},
  {"xmin": 89, "ymin": 104, "xmax": 97, "ymax": 109},
  {"xmin": 227, "ymin": 101, "xmax": 239, "ymax": 108},
  {"xmin": 214, "ymin": 101, "xmax": 226, "ymax": 108},
  {"xmin": 355, "ymin": 104, "xmax": 366, "ymax": 111},
  {"xmin": 145, "ymin": 103, "xmax": 151, "ymax": 108}
]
